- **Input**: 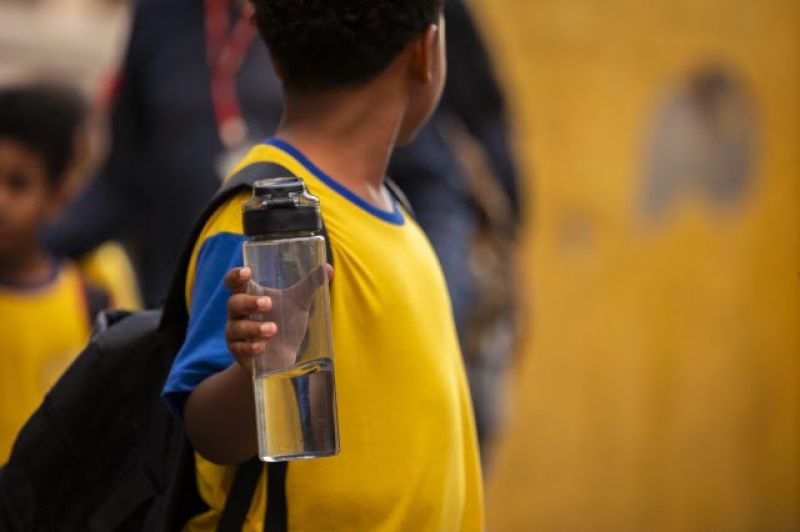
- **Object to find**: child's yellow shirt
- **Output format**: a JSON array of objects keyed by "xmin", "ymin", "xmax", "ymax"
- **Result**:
[{"xmin": 0, "ymin": 262, "xmax": 95, "ymax": 461}]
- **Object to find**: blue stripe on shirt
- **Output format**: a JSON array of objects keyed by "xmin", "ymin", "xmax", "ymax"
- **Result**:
[{"xmin": 162, "ymin": 232, "xmax": 247, "ymax": 418}]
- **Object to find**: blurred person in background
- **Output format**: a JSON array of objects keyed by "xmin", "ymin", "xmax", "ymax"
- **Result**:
[
  {"xmin": 43, "ymin": 0, "xmax": 284, "ymax": 306},
  {"xmin": 0, "ymin": 81, "xmax": 137, "ymax": 462},
  {"xmin": 45, "ymin": 0, "xmax": 520, "ymax": 459}
]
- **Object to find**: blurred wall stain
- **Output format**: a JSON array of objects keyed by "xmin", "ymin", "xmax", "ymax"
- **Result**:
[{"xmin": 472, "ymin": 0, "xmax": 799, "ymax": 529}]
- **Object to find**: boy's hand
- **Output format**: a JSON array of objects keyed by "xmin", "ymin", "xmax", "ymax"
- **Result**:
[
  {"xmin": 224, "ymin": 267, "xmax": 276, "ymax": 365},
  {"xmin": 224, "ymin": 265, "xmax": 334, "ymax": 369}
]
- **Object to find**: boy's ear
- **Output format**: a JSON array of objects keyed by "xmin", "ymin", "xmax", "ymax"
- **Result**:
[{"xmin": 409, "ymin": 23, "xmax": 440, "ymax": 84}]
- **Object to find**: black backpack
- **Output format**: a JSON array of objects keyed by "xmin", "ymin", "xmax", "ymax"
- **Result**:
[{"xmin": 0, "ymin": 162, "xmax": 413, "ymax": 531}]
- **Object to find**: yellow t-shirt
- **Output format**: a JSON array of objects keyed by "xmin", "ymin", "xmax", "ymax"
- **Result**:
[
  {"xmin": 0, "ymin": 262, "xmax": 95, "ymax": 462},
  {"xmin": 163, "ymin": 138, "xmax": 484, "ymax": 531}
]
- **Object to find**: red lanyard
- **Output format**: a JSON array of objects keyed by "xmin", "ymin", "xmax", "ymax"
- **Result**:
[{"xmin": 205, "ymin": 0, "xmax": 257, "ymax": 148}]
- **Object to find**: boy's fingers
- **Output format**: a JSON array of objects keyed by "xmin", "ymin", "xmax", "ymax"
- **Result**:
[
  {"xmin": 227, "ymin": 293, "xmax": 272, "ymax": 319},
  {"xmin": 224, "ymin": 267, "xmax": 252, "ymax": 293},
  {"xmin": 229, "ymin": 340, "xmax": 266, "ymax": 362},
  {"xmin": 226, "ymin": 319, "xmax": 277, "ymax": 343}
]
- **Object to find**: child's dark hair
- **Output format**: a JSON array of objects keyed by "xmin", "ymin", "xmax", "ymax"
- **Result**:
[
  {"xmin": 0, "ymin": 82, "xmax": 87, "ymax": 184},
  {"xmin": 252, "ymin": 0, "xmax": 444, "ymax": 91}
]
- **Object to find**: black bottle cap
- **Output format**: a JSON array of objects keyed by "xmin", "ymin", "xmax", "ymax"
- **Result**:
[{"xmin": 242, "ymin": 177, "xmax": 322, "ymax": 237}]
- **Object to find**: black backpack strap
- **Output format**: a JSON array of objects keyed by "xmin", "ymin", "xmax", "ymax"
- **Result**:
[
  {"xmin": 216, "ymin": 460, "xmax": 289, "ymax": 532},
  {"xmin": 265, "ymin": 462, "xmax": 288, "ymax": 532},
  {"xmin": 216, "ymin": 458, "xmax": 263, "ymax": 532}
]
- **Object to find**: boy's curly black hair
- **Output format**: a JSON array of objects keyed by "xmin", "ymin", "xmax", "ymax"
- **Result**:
[
  {"xmin": 0, "ymin": 82, "xmax": 87, "ymax": 184},
  {"xmin": 252, "ymin": 0, "xmax": 444, "ymax": 91}
]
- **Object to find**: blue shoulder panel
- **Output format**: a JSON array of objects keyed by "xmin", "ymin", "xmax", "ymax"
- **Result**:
[{"xmin": 162, "ymin": 232, "xmax": 247, "ymax": 418}]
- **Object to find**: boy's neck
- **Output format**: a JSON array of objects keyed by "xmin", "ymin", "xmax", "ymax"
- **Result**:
[
  {"xmin": 276, "ymin": 82, "xmax": 407, "ymax": 210},
  {"xmin": 0, "ymin": 247, "xmax": 56, "ymax": 287}
]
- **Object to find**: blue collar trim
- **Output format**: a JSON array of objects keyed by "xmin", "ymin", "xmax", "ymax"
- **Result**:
[{"xmin": 263, "ymin": 137, "xmax": 405, "ymax": 226}]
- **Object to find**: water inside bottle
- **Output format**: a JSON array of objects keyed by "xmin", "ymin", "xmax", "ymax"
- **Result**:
[{"xmin": 254, "ymin": 358, "xmax": 339, "ymax": 461}]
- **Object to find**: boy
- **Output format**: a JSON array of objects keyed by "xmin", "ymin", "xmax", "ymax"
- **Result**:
[
  {"xmin": 0, "ymin": 83, "xmax": 111, "ymax": 462},
  {"xmin": 163, "ymin": 1, "xmax": 483, "ymax": 530}
]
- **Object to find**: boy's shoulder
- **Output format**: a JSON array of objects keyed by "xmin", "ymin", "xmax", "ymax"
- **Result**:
[{"xmin": 188, "ymin": 139, "xmax": 421, "ymax": 290}]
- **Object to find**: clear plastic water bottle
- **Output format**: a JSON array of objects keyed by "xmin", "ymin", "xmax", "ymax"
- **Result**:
[{"xmin": 241, "ymin": 177, "xmax": 339, "ymax": 462}]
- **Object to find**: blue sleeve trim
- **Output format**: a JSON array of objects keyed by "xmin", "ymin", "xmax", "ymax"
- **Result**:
[
  {"xmin": 162, "ymin": 232, "xmax": 248, "ymax": 418},
  {"xmin": 263, "ymin": 137, "xmax": 406, "ymax": 226}
]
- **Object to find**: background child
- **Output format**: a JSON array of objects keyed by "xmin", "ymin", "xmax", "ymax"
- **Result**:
[{"xmin": 0, "ymin": 81, "xmax": 136, "ymax": 462}]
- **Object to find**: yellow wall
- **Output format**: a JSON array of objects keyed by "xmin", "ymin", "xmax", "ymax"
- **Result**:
[{"xmin": 475, "ymin": 0, "xmax": 799, "ymax": 529}]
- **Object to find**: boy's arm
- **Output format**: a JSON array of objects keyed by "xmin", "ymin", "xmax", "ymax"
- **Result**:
[
  {"xmin": 183, "ymin": 360, "xmax": 258, "ymax": 464},
  {"xmin": 184, "ymin": 267, "xmax": 275, "ymax": 464}
]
